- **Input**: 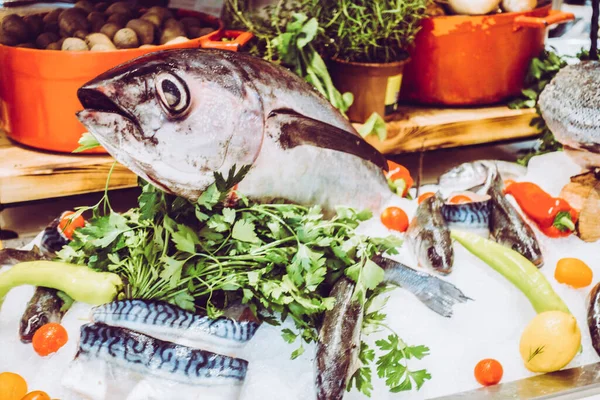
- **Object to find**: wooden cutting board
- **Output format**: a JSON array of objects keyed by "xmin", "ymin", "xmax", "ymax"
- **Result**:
[
  {"xmin": 360, "ymin": 105, "xmax": 540, "ymax": 154},
  {"xmin": 0, "ymin": 131, "xmax": 137, "ymax": 205},
  {"xmin": 0, "ymin": 105, "xmax": 539, "ymax": 205}
]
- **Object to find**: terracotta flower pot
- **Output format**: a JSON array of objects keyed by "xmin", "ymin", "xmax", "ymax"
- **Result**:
[{"xmin": 329, "ymin": 58, "xmax": 409, "ymax": 123}]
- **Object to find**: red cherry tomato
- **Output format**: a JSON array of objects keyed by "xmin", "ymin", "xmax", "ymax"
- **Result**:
[
  {"xmin": 58, "ymin": 211, "xmax": 85, "ymax": 240},
  {"xmin": 380, "ymin": 207, "xmax": 409, "ymax": 232},
  {"xmin": 418, "ymin": 192, "xmax": 435, "ymax": 204},
  {"xmin": 474, "ymin": 359, "xmax": 503, "ymax": 386}
]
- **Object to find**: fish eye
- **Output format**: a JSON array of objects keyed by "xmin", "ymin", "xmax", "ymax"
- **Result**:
[{"xmin": 155, "ymin": 72, "xmax": 190, "ymax": 117}]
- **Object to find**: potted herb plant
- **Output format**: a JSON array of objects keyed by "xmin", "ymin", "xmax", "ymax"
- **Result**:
[{"xmin": 302, "ymin": 0, "xmax": 430, "ymax": 123}]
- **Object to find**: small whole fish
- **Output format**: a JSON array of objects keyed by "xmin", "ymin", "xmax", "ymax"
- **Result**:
[
  {"xmin": 315, "ymin": 277, "xmax": 363, "ymax": 400},
  {"xmin": 441, "ymin": 193, "xmax": 492, "ymax": 238},
  {"xmin": 62, "ymin": 322, "xmax": 249, "ymax": 400},
  {"xmin": 587, "ymin": 282, "xmax": 600, "ymax": 357},
  {"xmin": 486, "ymin": 170, "xmax": 544, "ymax": 267},
  {"xmin": 539, "ymin": 61, "xmax": 600, "ymax": 169},
  {"xmin": 406, "ymin": 193, "xmax": 454, "ymax": 275},
  {"xmin": 92, "ymin": 299, "xmax": 259, "ymax": 356},
  {"xmin": 373, "ymin": 255, "xmax": 472, "ymax": 317},
  {"xmin": 40, "ymin": 211, "xmax": 74, "ymax": 255}
]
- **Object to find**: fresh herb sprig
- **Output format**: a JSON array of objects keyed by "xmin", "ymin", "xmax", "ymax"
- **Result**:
[
  {"xmin": 508, "ymin": 50, "xmax": 567, "ymax": 166},
  {"xmin": 58, "ymin": 167, "xmax": 430, "ymax": 395}
]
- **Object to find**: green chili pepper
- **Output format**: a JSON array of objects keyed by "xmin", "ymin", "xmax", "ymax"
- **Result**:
[
  {"xmin": 0, "ymin": 261, "xmax": 122, "ymax": 306},
  {"xmin": 451, "ymin": 230, "xmax": 570, "ymax": 315}
]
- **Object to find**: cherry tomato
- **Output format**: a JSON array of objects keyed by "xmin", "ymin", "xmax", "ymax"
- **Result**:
[
  {"xmin": 21, "ymin": 391, "xmax": 51, "ymax": 400},
  {"xmin": 474, "ymin": 359, "xmax": 503, "ymax": 386},
  {"xmin": 504, "ymin": 179, "xmax": 515, "ymax": 188},
  {"xmin": 418, "ymin": 192, "xmax": 435, "ymax": 204},
  {"xmin": 449, "ymin": 195, "xmax": 472, "ymax": 204},
  {"xmin": 32, "ymin": 323, "xmax": 68, "ymax": 357},
  {"xmin": 58, "ymin": 211, "xmax": 85, "ymax": 240},
  {"xmin": 555, "ymin": 258, "xmax": 593, "ymax": 288},
  {"xmin": 0, "ymin": 372, "xmax": 28, "ymax": 400},
  {"xmin": 380, "ymin": 207, "xmax": 409, "ymax": 232}
]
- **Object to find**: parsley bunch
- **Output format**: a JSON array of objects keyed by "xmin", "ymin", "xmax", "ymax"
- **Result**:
[{"xmin": 57, "ymin": 166, "xmax": 431, "ymax": 396}]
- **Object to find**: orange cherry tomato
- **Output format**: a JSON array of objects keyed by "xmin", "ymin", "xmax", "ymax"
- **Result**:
[
  {"xmin": 0, "ymin": 372, "xmax": 28, "ymax": 400},
  {"xmin": 555, "ymin": 258, "xmax": 593, "ymax": 288},
  {"xmin": 449, "ymin": 195, "xmax": 472, "ymax": 204},
  {"xmin": 504, "ymin": 179, "xmax": 516, "ymax": 189},
  {"xmin": 21, "ymin": 391, "xmax": 51, "ymax": 400},
  {"xmin": 380, "ymin": 207, "xmax": 409, "ymax": 232},
  {"xmin": 417, "ymin": 192, "xmax": 435, "ymax": 204},
  {"xmin": 32, "ymin": 323, "xmax": 68, "ymax": 357},
  {"xmin": 58, "ymin": 211, "xmax": 85, "ymax": 240},
  {"xmin": 474, "ymin": 359, "xmax": 503, "ymax": 386}
]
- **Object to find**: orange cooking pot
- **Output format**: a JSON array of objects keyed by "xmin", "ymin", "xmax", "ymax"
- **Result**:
[
  {"xmin": 0, "ymin": 9, "xmax": 253, "ymax": 153},
  {"xmin": 399, "ymin": 4, "xmax": 574, "ymax": 106}
]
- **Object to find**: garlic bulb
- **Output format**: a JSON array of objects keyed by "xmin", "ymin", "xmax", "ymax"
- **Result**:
[
  {"xmin": 502, "ymin": 0, "xmax": 537, "ymax": 12},
  {"xmin": 448, "ymin": 0, "xmax": 502, "ymax": 15}
]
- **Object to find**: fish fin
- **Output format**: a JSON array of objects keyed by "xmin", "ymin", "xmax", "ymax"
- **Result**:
[
  {"xmin": 267, "ymin": 109, "xmax": 388, "ymax": 171},
  {"xmin": 373, "ymin": 255, "xmax": 472, "ymax": 318}
]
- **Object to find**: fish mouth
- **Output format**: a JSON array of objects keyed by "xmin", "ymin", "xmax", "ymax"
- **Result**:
[{"xmin": 76, "ymin": 87, "xmax": 142, "ymax": 135}]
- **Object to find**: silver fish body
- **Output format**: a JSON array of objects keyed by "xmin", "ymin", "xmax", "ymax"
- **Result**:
[
  {"xmin": 486, "ymin": 171, "xmax": 544, "ymax": 267},
  {"xmin": 406, "ymin": 193, "xmax": 454, "ymax": 275},
  {"xmin": 91, "ymin": 300, "xmax": 259, "ymax": 356},
  {"xmin": 539, "ymin": 61, "xmax": 600, "ymax": 169},
  {"xmin": 588, "ymin": 282, "xmax": 600, "ymax": 357},
  {"xmin": 76, "ymin": 49, "xmax": 393, "ymax": 217},
  {"xmin": 316, "ymin": 277, "xmax": 363, "ymax": 400},
  {"xmin": 20, "ymin": 288, "xmax": 65, "ymax": 343},
  {"xmin": 373, "ymin": 255, "xmax": 471, "ymax": 318},
  {"xmin": 62, "ymin": 322, "xmax": 248, "ymax": 400}
]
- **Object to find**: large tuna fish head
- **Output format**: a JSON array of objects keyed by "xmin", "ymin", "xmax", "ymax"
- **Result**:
[{"xmin": 77, "ymin": 49, "xmax": 264, "ymax": 199}]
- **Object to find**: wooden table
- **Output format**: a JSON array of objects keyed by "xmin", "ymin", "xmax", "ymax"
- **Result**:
[
  {"xmin": 0, "ymin": 105, "xmax": 540, "ymax": 206},
  {"xmin": 0, "ymin": 131, "xmax": 137, "ymax": 206}
]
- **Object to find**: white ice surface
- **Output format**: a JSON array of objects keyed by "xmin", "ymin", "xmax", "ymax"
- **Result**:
[{"xmin": 1, "ymin": 152, "xmax": 599, "ymax": 399}]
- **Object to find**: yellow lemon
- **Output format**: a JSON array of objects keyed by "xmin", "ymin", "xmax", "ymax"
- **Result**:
[{"xmin": 519, "ymin": 311, "xmax": 581, "ymax": 373}]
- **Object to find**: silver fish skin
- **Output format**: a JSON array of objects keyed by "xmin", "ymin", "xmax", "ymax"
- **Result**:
[
  {"xmin": 441, "ymin": 197, "xmax": 491, "ymax": 238},
  {"xmin": 20, "ymin": 288, "xmax": 65, "ymax": 343},
  {"xmin": 486, "ymin": 170, "xmax": 544, "ymax": 267},
  {"xmin": 76, "ymin": 49, "xmax": 393, "ymax": 218},
  {"xmin": 63, "ymin": 322, "xmax": 248, "ymax": 400},
  {"xmin": 406, "ymin": 193, "xmax": 454, "ymax": 275},
  {"xmin": 539, "ymin": 61, "xmax": 600, "ymax": 169},
  {"xmin": 316, "ymin": 277, "xmax": 363, "ymax": 400},
  {"xmin": 587, "ymin": 282, "xmax": 600, "ymax": 357},
  {"xmin": 91, "ymin": 300, "xmax": 259, "ymax": 355},
  {"xmin": 437, "ymin": 160, "xmax": 526, "ymax": 194},
  {"xmin": 373, "ymin": 255, "xmax": 471, "ymax": 317}
]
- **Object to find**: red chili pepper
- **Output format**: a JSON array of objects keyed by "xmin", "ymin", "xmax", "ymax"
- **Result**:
[
  {"xmin": 505, "ymin": 182, "xmax": 577, "ymax": 238},
  {"xmin": 384, "ymin": 160, "xmax": 414, "ymax": 197}
]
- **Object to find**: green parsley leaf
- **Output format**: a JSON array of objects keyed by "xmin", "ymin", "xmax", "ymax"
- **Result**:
[
  {"xmin": 291, "ymin": 345, "xmax": 305, "ymax": 360},
  {"xmin": 232, "ymin": 220, "xmax": 260, "ymax": 243},
  {"xmin": 171, "ymin": 225, "xmax": 200, "ymax": 254},
  {"xmin": 73, "ymin": 132, "xmax": 101, "ymax": 153},
  {"xmin": 281, "ymin": 328, "xmax": 298, "ymax": 343},
  {"xmin": 197, "ymin": 184, "xmax": 220, "ymax": 210}
]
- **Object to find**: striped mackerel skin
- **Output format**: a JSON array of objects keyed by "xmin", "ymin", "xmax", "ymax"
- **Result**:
[
  {"xmin": 76, "ymin": 322, "xmax": 248, "ymax": 385},
  {"xmin": 91, "ymin": 300, "xmax": 259, "ymax": 346}
]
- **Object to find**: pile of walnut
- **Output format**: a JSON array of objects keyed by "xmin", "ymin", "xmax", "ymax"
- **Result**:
[{"xmin": 0, "ymin": 1, "xmax": 216, "ymax": 51}]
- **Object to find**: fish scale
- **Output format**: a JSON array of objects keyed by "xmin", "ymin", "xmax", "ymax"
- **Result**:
[
  {"xmin": 75, "ymin": 322, "xmax": 249, "ymax": 384},
  {"xmin": 91, "ymin": 300, "xmax": 259, "ymax": 349}
]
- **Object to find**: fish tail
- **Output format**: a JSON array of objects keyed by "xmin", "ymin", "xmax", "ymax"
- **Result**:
[{"xmin": 373, "ymin": 255, "xmax": 472, "ymax": 318}]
